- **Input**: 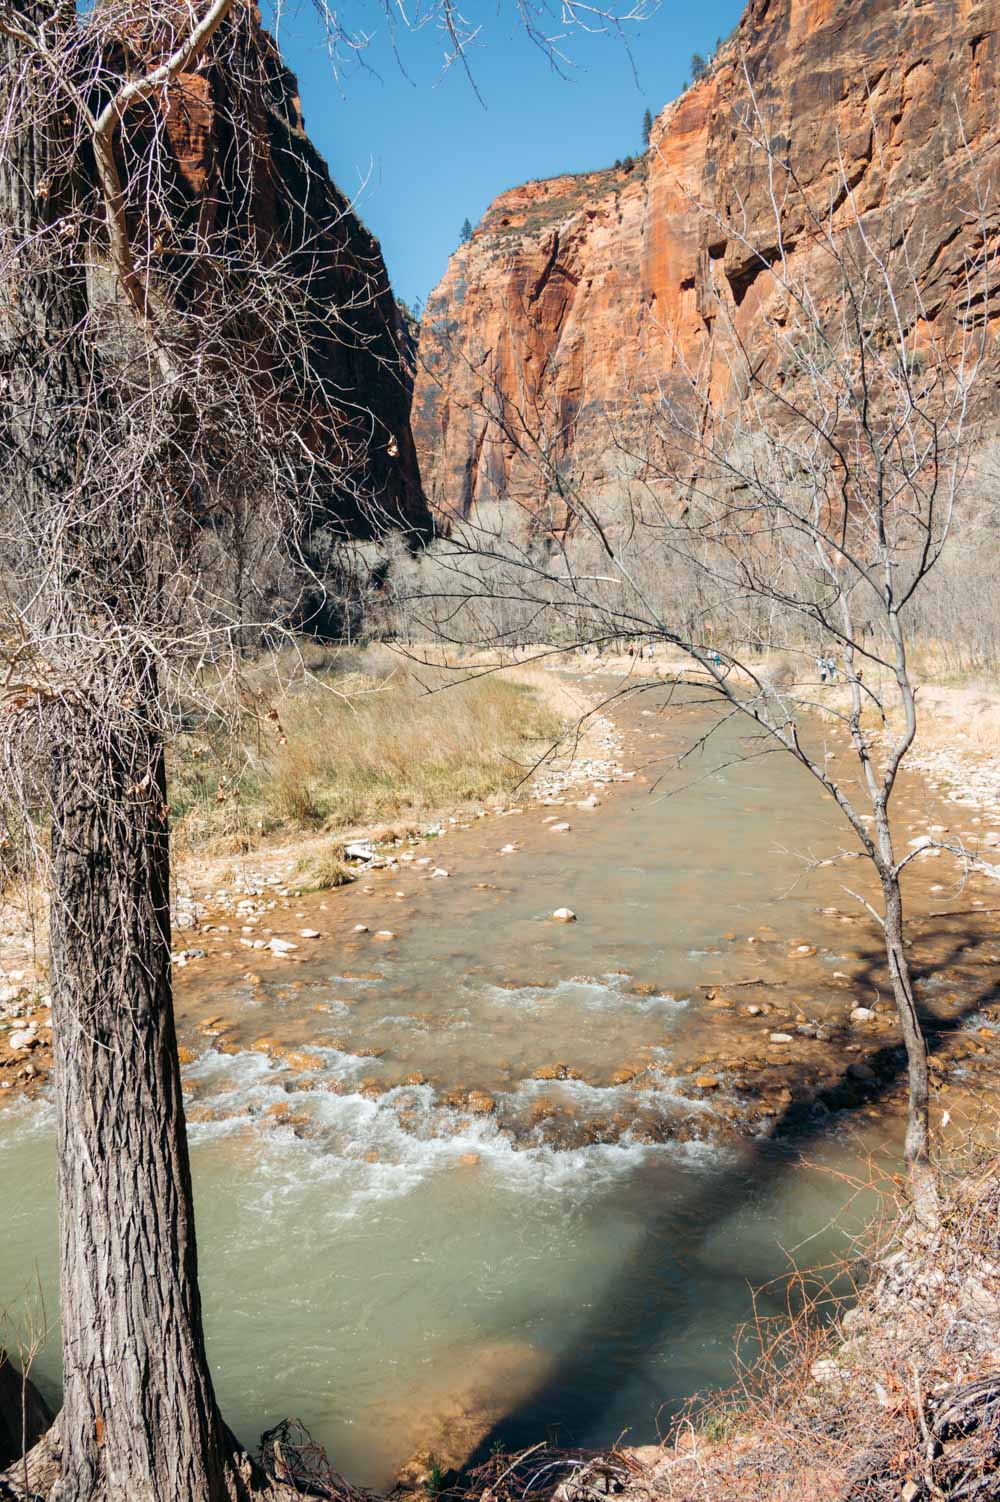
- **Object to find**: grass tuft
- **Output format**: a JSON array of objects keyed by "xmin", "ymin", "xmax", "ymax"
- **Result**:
[{"xmin": 170, "ymin": 647, "xmax": 565, "ymax": 856}]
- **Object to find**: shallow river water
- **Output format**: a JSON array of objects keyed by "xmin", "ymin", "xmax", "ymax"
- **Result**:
[{"xmin": 4, "ymin": 685, "xmax": 992, "ymax": 1487}]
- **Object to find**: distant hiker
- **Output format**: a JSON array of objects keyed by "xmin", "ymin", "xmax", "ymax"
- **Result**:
[{"xmin": 817, "ymin": 656, "xmax": 828, "ymax": 683}]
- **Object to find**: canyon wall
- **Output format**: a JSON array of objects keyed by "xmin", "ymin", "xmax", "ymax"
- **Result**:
[
  {"xmin": 412, "ymin": 0, "xmax": 1000, "ymax": 523},
  {"xmin": 156, "ymin": 17, "xmax": 429, "ymax": 540}
]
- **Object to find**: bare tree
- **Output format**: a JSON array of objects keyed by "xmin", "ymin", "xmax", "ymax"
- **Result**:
[
  {"xmin": 405, "ymin": 87, "xmax": 997, "ymax": 1218},
  {"xmin": 0, "ymin": 1, "xmax": 342, "ymax": 1492},
  {"xmin": 0, "ymin": 0, "xmax": 654, "ymax": 1494}
]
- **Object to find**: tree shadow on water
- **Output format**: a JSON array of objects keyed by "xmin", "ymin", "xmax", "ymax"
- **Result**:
[{"xmin": 464, "ymin": 917, "xmax": 1000, "ymax": 1464}]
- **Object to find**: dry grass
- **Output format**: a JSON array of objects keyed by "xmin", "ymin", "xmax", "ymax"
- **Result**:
[{"xmin": 169, "ymin": 646, "xmax": 566, "ymax": 857}]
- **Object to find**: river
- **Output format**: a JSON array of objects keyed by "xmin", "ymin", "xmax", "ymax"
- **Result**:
[{"xmin": 3, "ymin": 683, "xmax": 996, "ymax": 1487}]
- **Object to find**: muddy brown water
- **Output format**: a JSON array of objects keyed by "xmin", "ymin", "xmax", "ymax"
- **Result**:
[{"xmin": 2, "ymin": 685, "xmax": 998, "ymax": 1486}]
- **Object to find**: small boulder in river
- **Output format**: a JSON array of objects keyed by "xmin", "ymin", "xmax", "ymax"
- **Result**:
[
  {"xmin": 532, "ymin": 1063, "xmax": 580, "ymax": 1081},
  {"xmin": 610, "ymin": 1066, "xmax": 641, "ymax": 1085},
  {"xmin": 464, "ymin": 1091, "xmax": 496, "ymax": 1116},
  {"xmin": 552, "ymin": 908, "xmax": 576, "ymax": 923},
  {"xmin": 269, "ymin": 937, "xmax": 298, "ymax": 955}
]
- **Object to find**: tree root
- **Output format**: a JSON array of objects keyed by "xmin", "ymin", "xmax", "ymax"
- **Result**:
[{"xmin": 0, "ymin": 1428, "xmax": 310, "ymax": 1502}]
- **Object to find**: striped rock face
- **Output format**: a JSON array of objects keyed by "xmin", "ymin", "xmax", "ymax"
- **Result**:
[{"xmin": 413, "ymin": 0, "xmax": 1000, "ymax": 525}]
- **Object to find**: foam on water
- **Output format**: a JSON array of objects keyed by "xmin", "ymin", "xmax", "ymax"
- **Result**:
[
  {"xmin": 176, "ymin": 1046, "xmax": 728, "ymax": 1226},
  {"xmin": 0, "ymin": 1093, "xmax": 55, "ymax": 1146},
  {"xmin": 627, "ymin": 991, "xmax": 689, "ymax": 1014},
  {"xmin": 482, "ymin": 972, "xmax": 686, "ymax": 1016},
  {"xmin": 509, "ymin": 1072, "xmax": 713, "ymax": 1114}
]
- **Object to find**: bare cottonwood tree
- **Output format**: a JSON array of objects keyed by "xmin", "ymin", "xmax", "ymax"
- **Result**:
[
  {"xmin": 0, "ymin": 3, "xmax": 362, "ymax": 1495},
  {"xmin": 0, "ymin": 0, "xmax": 416, "ymax": 1494},
  {"xmin": 406, "ymin": 89, "xmax": 997, "ymax": 1216},
  {"xmin": 0, "ymin": 0, "xmax": 655, "ymax": 1495}
]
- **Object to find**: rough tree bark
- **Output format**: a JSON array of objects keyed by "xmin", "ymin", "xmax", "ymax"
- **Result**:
[
  {"xmin": 0, "ymin": 3, "xmax": 279, "ymax": 1497},
  {"xmin": 46, "ymin": 703, "xmax": 251, "ymax": 1502}
]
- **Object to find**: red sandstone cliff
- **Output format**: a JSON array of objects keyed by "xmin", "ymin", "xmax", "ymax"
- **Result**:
[
  {"xmin": 412, "ymin": 0, "xmax": 1000, "ymax": 522},
  {"xmin": 146, "ymin": 15, "xmax": 429, "ymax": 541}
]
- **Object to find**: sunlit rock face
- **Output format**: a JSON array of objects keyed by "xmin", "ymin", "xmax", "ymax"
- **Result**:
[{"xmin": 412, "ymin": 0, "xmax": 1000, "ymax": 523}]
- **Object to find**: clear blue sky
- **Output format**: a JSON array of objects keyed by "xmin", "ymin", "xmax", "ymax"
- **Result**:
[{"xmin": 272, "ymin": 1, "xmax": 745, "ymax": 311}]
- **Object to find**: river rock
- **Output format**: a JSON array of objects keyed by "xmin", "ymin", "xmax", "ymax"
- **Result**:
[
  {"xmin": 464, "ymin": 1091, "xmax": 496, "ymax": 1115},
  {"xmin": 346, "ymin": 841, "xmax": 377, "ymax": 861},
  {"xmin": 769, "ymin": 1033, "xmax": 794, "ymax": 1044},
  {"xmin": 850, "ymin": 1006, "xmax": 875, "ymax": 1023},
  {"xmin": 299, "ymin": 929, "xmax": 321, "ymax": 939},
  {"xmin": 374, "ymin": 930, "xmax": 396, "ymax": 941},
  {"xmin": 268, "ymin": 937, "xmax": 298, "ymax": 955},
  {"xmin": 280, "ymin": 1049, "xmax": 327, "ymax": 1073},
  {"xmin": 552, "ymin": 908, "xmax": 576, "ymax": 922}
]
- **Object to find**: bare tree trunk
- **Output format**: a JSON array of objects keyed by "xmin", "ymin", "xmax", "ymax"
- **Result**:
[
  {"xmin": 47, "ymin": 698, "xmax": 247, "ymax": 1502},
  {"xmin": 880, "ymin": 870, "xmax": 936, "ymax": 1217},
  {"xmin": 0, "ymin": 8, "xmax": 271, "ymax": 1498}
]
